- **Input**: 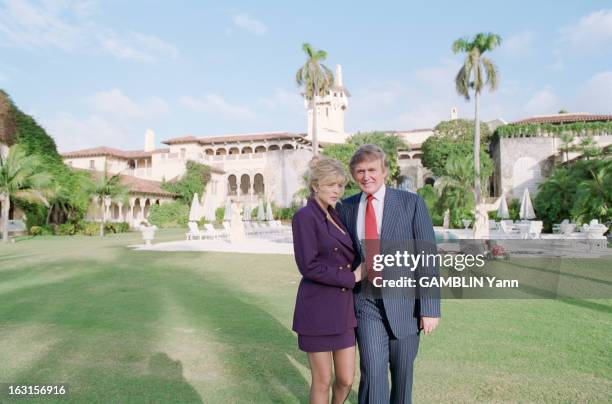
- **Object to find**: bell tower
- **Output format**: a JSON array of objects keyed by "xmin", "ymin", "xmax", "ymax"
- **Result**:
[{"xmin": 305, "ymin": 64, "xmax": 350, "ymax": 144}]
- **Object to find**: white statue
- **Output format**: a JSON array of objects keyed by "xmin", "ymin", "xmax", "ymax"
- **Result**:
[{"xmin": 230, "ymin": 202, "xmax": 246, "ymax": 243}]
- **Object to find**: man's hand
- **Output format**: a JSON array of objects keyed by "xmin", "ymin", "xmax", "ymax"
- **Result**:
[{"xmin": 419, "ymin": 317, "xmax": 439, "ymax": 336}]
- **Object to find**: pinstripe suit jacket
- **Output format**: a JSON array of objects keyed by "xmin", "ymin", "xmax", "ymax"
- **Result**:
[{"xmin": 337, "ymin": 186, "xmax": 441, "ymax": 338}]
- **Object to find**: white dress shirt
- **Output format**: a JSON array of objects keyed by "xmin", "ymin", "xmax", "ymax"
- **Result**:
[{"xmin": 356, "ymin": 185, "xmax": 386, "ymax": 241}]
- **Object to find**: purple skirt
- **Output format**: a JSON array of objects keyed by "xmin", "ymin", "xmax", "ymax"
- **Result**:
[{"xmin": 298, "ymin": 328, "xmax": 356, "ymax": 352}]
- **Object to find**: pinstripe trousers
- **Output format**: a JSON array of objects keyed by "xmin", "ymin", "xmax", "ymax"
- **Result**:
[{"xmin": 357, "ymin": 297, "xmax": 420, "ymax": 404}]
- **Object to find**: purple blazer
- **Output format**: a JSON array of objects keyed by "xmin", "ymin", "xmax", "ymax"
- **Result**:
[{"xmin": 292, "ymin": 198, "xmax": 357, "ymax": 336}]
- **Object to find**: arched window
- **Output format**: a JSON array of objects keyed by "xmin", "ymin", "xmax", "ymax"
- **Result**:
[
  {"xmin": 216, "ymin": 148, "xmax": 227, "ymax": 155},
  {"xmin": 282, "ymin": 144, "xmax": 294, "ymax": 150},
  {"xmin": 254, "ymin": 174, "xmax": 264, "ymax": 195},
  {"xmin": 255, "ymin": 146, "xmax": 266, "ymax": 153},
  {"xmin": 240, "ymin": 174, "xmax": 251, "ymax": 195},
  {"xmin": 227, "ymin": 175, "xmax": 238, "ymax": 195},
  {"xmin": 229, "ymin": 147, "xmax": 240, "ymax": 155},
  {"xmin": 204, "ymin": 148, "xmax": 214, "ymax": 155},
  {"xmin": 268, "ymin": 145, "xmax": 280, "ymax": 151},
  {"xmin": 242, "ymin": 146, "xmax": 253, "ymax": 154},
  {"xmin": 425, "ymin": 177, "xmax": 435, "ymax": 186}
]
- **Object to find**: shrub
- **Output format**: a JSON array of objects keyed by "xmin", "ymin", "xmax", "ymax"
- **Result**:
[
  {"xmin": 148, "ymin": 202, "xmax": 189, "ymax": 228},
  {"xmin": 29, "ymin": 226, "xmax": 43, "ymax": 236},
  {"xmin": 79, "ymin": 221, "xmax": 100, "ymax": 236},
  {"xmin": 215, "ymin": 207, "xmax": 225, "ymax": 222},
  {"xmin": 275, "ymin": 204, "xmax": 301, "ymax": 220},
  {"xmin": 56, "ymin": 223, "xmax": 77, "ymax": 236},
  {"xmin": 104, "ymin": 222, "xmax": 130, "ymax": 234}
]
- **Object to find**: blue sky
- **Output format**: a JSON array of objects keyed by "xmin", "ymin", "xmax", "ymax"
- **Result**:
[{"xmin": 1, "ymin": 0, "xmax": 611, "ymax": 152}]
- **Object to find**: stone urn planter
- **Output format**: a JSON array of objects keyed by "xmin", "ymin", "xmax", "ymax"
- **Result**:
[
  {"xmin": 462, "ymin": 219, "xmax": 471, "ymax": 230},
  {"xmin": 139, "ymin": 223, "xmax": 158, "ymax": 245}
]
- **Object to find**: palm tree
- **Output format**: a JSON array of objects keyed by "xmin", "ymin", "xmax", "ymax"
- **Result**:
[
  {"xmin": 0, "ymin": 144, "xmax": 52, "ymax": 242},
  {"xmin": 295, "ymin": 43, "xmax": 334, "ymax": 156},
  {"xmin": 558, "ymin": 132, "xmax": 575, "ymax": 163},
  {"xmin": 573, "ymin": 162, "xmax": 611, "ymax": 224},
  {"xmin": 88, "ymin": 164, "xmax": 128, "ymax": 237},
  {"xmin": 452, "ymin": 32, "xmax": 501, "ymax": 234},
  {"xmin": 577, "ymin": 135, "xmax": 602, "ymax": 160},
  {"xmin": 435, "ymin": 155, "xmax": 477, "ymax": 228}
]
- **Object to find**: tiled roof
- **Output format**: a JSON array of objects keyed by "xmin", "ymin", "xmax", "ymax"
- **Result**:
[
  {"xmin": 162, "ymin": 132, "xmax": 305, "ymax": 145},
  {"xmin": 61, "ymin": 146, "xmax": 169, "ymax": 159},
  {"xmin": 512, "ymin": 113, "xmax": 612, "ymax": 125},
  {"xmin": 73, "ymin": 168, "xmax": 176, "ymax": 197}
]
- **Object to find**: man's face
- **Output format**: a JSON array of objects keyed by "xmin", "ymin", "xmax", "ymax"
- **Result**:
[{"xmin": 352, "ymin": 158, "xmax": 387, "ymax": 195}]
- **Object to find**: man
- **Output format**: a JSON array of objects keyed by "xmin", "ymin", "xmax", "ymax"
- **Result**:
[{"xmin": 337, "ymin": 144, "xmax": 440, "ymax": 404}]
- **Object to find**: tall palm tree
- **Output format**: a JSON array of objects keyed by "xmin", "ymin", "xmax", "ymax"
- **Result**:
[
  {"xmin": 295, "ymin": 43, "xmax": 334, "ymax": 156},
  {"xmin": 0, "ymin": 144, "xmax": 52, "ymax": 242},
  {"xmin": 558, "ymin": 132, "xmax": 575, "ymax": 163},
  {"xmin": 88, "ymin": 164, "xmax": 128, "ymax": 237},
  {"xmin": 452, "ymin": 32, "xmax": 502, "ymax": 235},
  {"xmin": 435, "ymin": 155, "xmax": 477, "ymax": 228}
]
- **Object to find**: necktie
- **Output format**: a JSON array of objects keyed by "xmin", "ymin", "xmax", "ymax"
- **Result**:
[{"xmin": 365, "ymin": 194, "xmax": 380, "ymax": 283}]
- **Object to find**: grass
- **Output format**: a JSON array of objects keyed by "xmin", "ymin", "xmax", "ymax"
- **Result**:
[{"xmin": 0, "ymin": 229, "xmax": 610, "ymax": 403}]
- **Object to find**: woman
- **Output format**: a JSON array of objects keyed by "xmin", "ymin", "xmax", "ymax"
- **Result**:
[{"xmin": 292, "ymin": 157, "xmax": 363, "ymax": 404}]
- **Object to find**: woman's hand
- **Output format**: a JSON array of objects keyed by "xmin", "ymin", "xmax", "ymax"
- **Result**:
[{"xmin": 353, "ymin": 264, "xmax": 365, "ymax": 282}]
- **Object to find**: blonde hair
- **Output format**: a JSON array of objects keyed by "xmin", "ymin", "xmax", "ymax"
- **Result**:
[
  {"xmin": 307, "ymin": 156, "xmax": 347, "ymax": 198},
  {"xmin": 349, "ymin": 144, "xmax": 388, "ymax": 174}
]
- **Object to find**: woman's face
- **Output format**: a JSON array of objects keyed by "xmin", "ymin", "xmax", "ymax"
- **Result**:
[{"xmin": 315, "ymin": 177, "xmax": 345, "ymax": 207}]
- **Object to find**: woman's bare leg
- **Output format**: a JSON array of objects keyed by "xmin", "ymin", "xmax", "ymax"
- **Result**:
[
  {"xmin": 331, "ymin": 345, "xmax": 356, "ymax": 404},
  {"xmin": 307, "ymin": 351, "xmax": 333, "ymax": 404}
]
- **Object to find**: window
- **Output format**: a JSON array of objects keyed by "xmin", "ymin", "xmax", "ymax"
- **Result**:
[{"xmin": 89, "ymin": 160, "xmax": 95, "ymax": 169}]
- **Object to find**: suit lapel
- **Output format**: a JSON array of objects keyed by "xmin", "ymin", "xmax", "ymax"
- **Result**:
[
  {"xmin": 380, "ymin": 186, "xmax": 397, "ymax": 241},
  {"xmin": 351, "ymin": 192, "xmax": 361, "ymax": 243},
  {"xmin": 325, "ymin": 220, "xmax": 353, "ymax": 250}
]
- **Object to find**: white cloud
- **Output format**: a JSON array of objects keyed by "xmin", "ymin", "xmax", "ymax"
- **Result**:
[
  {"xmin": 573, "ymin": 71, "xmax": 612, "ymax": 113},
  {"xmin": 523, "ymin": 89, "xmax": 559, "ymax": 115},
  {"xmin": 0, "ymin": 0, "xmax": 178, "ymax": 61},
  {"xmin": 560, "ymin": 9, "xmax": 612, "ymax": 51},
  {"xmin": 42, "ymin": 89, "xmax": 170, "ymax": 151},
  {"xmin": 503, "ymin": 31, "xmax": 534, "ymax": 56},
  {"xmin": 231, "ymin": 13, "xmax": 268, "ymax": 35},
  {"xmin": 257, "ymin": 88, "xmax": 302, "ymax": 111},
  {"xmin": 89, "ymin": 89, "xmax": 169, "ymax": 119},
  {"xmin": 179, "ymin": 94, "xmax": 256, "ymax": 120},
  {"xmin": 97, "ymin": 31, "xmax": 178, "ymax": 62}
]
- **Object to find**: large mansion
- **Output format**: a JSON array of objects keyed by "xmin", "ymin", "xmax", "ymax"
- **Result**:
[{"xmin": 1, "ymin": 66, "xmax": 611, "ymax": 230}]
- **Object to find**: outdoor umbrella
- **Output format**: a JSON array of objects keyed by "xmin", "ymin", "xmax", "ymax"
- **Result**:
[
  {"xmin": 243, "ymin": 202, "xmax": 251, "ymax": 221},
  {"xmin": 257, "ymin": 199, "xmax": 265, "ymax": 221},
  {"xmin": 266, "ymin": 200, "xmax": 274, "ymax": 221},
  {"xmin": 519, "ymin": 188, "xmax": 536, "ymax": 220},
  {"xmin": 223, "ymin": 198, "xmax": 232, "ymax": 221},
  {"xmin": 189, "ymin": 193, "xmax": 200, "ymax": 222},
  {"xmin": 497, "ymin": 195, "xmax": 510, "ymax": 219}
]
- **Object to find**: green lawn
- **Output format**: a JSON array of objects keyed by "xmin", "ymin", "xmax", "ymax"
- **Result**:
[{"xmin": 0, "ymin": 230, "xmax": 610, "ymax": 403}]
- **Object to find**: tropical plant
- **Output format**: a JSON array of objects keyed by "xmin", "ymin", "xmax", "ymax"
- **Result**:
[
  {"xmin": 572, "ymin": 161, "xmax": 611, "ymax": 225},
  {"xmin": 535, "ymin": 160, "xmax": 611, "ymax": 231},
  {"xmin": 161, "ymin": 161, "xmax": 210, "ymax": 204},
  {"xmin": 577, "ymin": 135, "xmax": 602, "ymax": 160},
  {"xmin": 452, "ymin": 32, "xmax": 502, "ymax": 232},
  {"xmin": 148, "ymin": 201, "xmax": 189, "ymax": 228},
  {"xmin": 434, "ymin": 155, "xmax": 477, "ymax": 228},
  {"xmin": 88, "ymin": 164, "xmax": 128, "ymax": 236},
  {"xmin": 558, "ymin": 132, "xmax": 576, "ymax": 163},
  {"xmin": 0, "ymin": 144, "xmax": 52, "ymax": 242},
  {"xmin": 422, "ymin": 119, "xmax": 492, "ymax": 179},
  {"xmin": 295, "ymin": 43, "xmax": 334, "ymax": 156},
  {"xmin": 534, "ymin": 168, "xmax": 577, "ymax": 231}
]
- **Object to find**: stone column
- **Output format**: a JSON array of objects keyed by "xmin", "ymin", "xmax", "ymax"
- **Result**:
[
  {"xmin": 103, "ymin": 196, "xmax": 111, "ymax": 222},
  {"xmin": 117, "ymin": 202, "xmax": 124, "ymax": 222},
  {"xmin": 129, "ymin": 198, "xmax": 136, "ymax": 228}
]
